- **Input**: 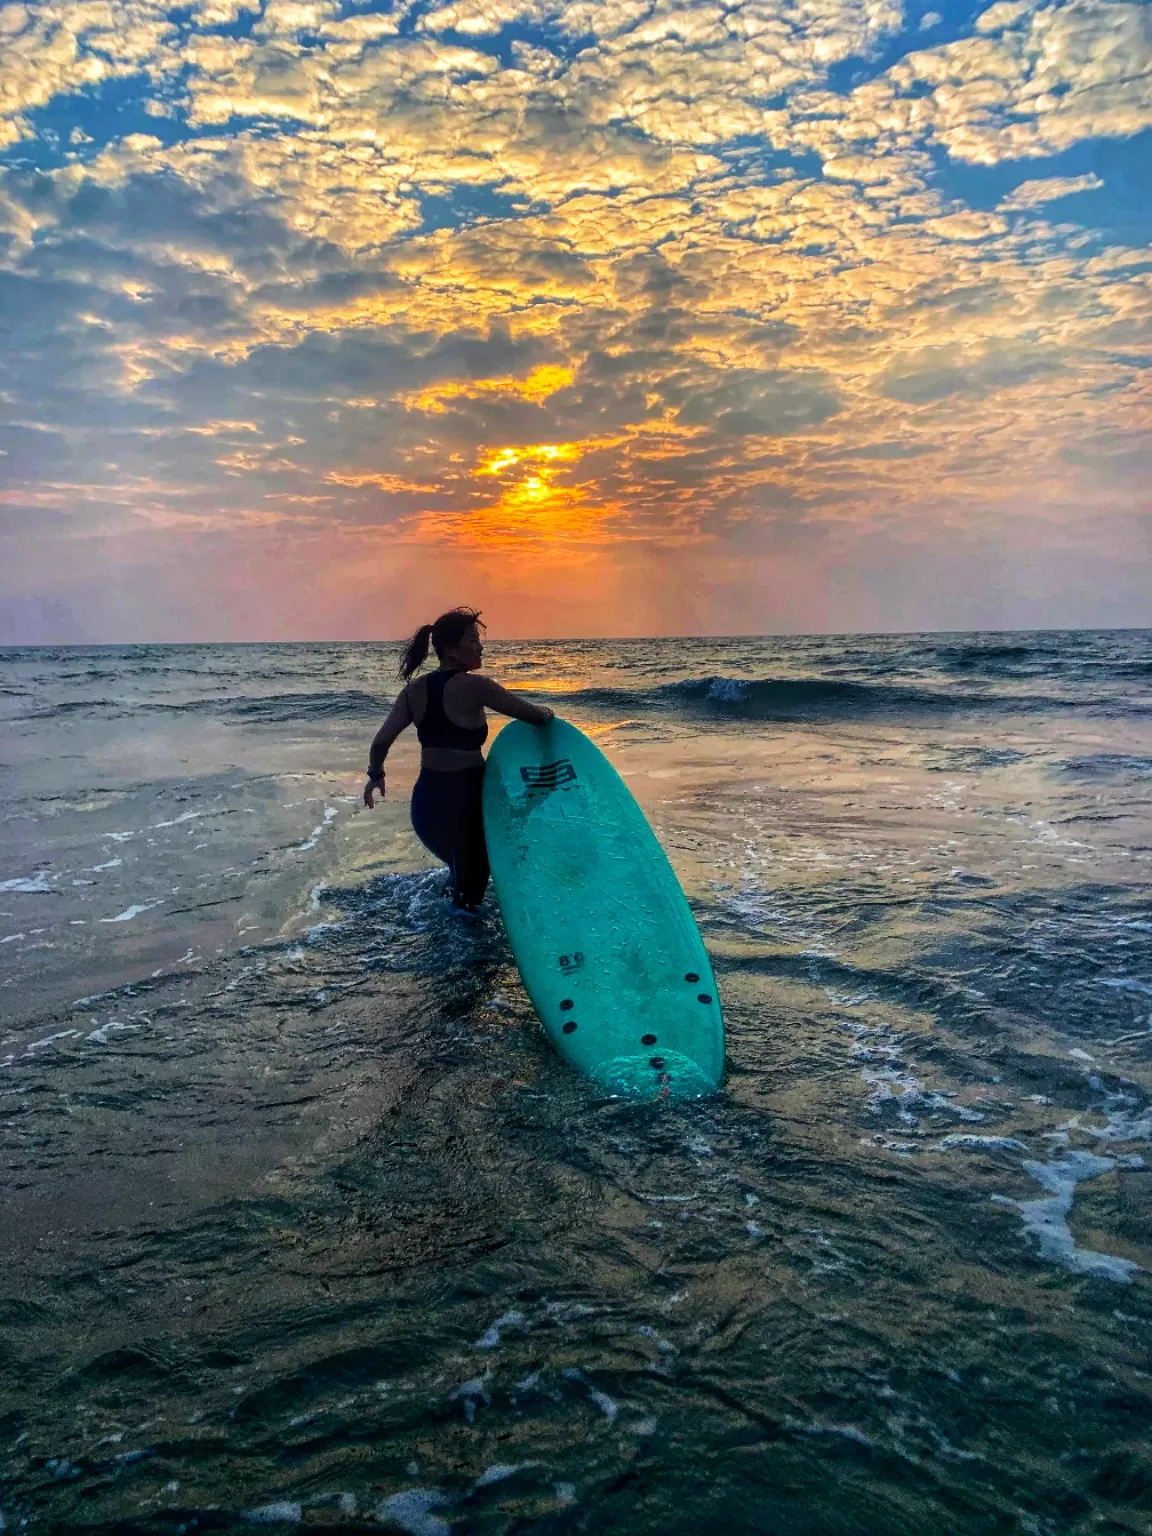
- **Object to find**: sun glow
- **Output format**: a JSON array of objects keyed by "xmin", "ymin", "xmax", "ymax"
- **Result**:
[
  {"xmin": 476, "ymin": 442, "xmax": 581, "ymax": 478},
  {"xmin": 470, "ymin": 440, "xmax": 594, "ymax": 541},
  {"xmin": 401, "ymin": 366, "xmax": 575, "ymax": 415}
]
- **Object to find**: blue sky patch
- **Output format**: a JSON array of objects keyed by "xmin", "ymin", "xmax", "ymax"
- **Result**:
[
  {"xmin": 824, "ymin": 0, "xmax": 987, "ymax": 95},
  {"xmin": 929, "ymin": 131, "xmax": 1152, "ymax": 248},
  {"xmin": 417, "ymin": 185, "xmax": 526, "ymax": 234},
  {"xmin": 0, "ymin": 76, "xmax": 191, "ymax": 173}
]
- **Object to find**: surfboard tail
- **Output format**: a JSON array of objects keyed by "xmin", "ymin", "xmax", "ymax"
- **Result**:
[{"xmin": 590, "ymin": 1050, "xmax": 720, "ymax": 1102}]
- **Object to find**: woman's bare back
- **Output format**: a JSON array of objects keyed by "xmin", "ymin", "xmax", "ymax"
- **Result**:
[{"xmin": 405, "ymin": 670, "xmax": 487, "ymax": 732}]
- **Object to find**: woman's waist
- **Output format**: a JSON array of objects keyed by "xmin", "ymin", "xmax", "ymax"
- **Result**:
[{"xmin": 419, "ymin": 746, "xmax": 486, "ymax": 772}]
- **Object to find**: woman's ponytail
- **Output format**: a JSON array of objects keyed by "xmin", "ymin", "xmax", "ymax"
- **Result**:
[
  {"xmin": 398, "ymin": 623, "xmax": 434, "ymax": 681},
  {"xmin": 397, "ymin": 607, "xmax": 485, "ymax": 680}
]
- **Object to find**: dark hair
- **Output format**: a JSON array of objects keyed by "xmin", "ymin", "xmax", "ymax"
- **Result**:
[{"xmin": 398, "ymin": 607, "xmax": 485, "ymax": 680}]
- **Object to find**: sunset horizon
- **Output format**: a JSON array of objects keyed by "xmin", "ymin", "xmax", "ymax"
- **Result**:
[
  {"xmin": 3, "ymin": 0, "xmax": 1152, "ymax": 1498},
  {"xmin": 2, "ymin": 0, "xmax": 1150, "ymax": 643}
]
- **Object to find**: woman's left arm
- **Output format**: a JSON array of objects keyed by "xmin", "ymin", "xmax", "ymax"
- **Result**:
[
  {"xmin": 364, "ymin": 689, "xmax": 413, "ymax": 806},
  {"xmin": 471, "ymin": 674, "xmax": 555, "ymax": 724}
]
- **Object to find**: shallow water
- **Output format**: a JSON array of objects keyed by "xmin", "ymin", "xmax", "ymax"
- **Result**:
[{"xmin": 3, "ymin": 632, "xmax": 1152, "ymax": 1534}]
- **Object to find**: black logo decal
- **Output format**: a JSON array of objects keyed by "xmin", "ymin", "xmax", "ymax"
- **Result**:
[
  {"xmin": 558, "ymin": 951, "xmax": 585, "ymax": 973},
  {"xmin": 520, "ymin": 759, "xmax": 577, "ymax": 788}
]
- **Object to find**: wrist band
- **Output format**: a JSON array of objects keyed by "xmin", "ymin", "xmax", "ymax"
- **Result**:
[{"xmin": 367, "ymin": 768, "xmax": 385, "ymax": 781}]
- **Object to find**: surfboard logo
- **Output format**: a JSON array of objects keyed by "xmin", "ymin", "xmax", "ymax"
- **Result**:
[{"xmin": 520, "ymin": 759, "xmax": 577, "ymax": 789}]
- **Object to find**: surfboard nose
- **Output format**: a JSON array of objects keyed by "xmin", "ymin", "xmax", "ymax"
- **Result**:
[{"xmin": 591, "ymin": 1050, "xmax": 719, "ymax": 1101}]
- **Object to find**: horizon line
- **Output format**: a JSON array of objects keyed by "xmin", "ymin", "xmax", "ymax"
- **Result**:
[{"xmin": 2, "ymin": 624, "xmax": 1151, "ymax": 649}]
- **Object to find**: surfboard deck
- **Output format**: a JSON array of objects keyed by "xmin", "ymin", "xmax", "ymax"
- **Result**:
[{"xmin": 482, "ymin": 718, "xmax": 724, "ymax": 1100}]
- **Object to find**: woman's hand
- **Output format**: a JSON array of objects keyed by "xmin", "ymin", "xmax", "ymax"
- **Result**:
[{"xmin": 364, "ymin": 774, "xmax": 385, "ymax": 808}]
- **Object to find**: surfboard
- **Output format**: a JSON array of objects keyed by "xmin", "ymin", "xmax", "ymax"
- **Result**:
[{"xmin": 482, "ymin": 718, "xmax": 725, "ymax": 1100}]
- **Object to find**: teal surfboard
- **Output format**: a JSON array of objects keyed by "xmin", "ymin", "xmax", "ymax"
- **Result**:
[{"xmin": 482, "ymin": 718, "xmax": 724, "ymax": 1100}]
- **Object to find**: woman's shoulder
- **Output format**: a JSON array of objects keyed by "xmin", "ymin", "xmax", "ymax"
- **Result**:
[{"xmin": 458, "ymin": 671, "xmax": 503, "ymax": 696}]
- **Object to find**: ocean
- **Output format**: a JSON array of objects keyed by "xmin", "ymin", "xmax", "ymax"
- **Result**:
[{"xmin": 2, "ymin": 631, "xmax": 1152, "ymax": 1534}]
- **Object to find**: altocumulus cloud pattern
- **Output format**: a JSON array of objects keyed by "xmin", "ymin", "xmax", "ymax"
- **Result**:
[{"xmin": 0, "ymin": 0, "xmax": 1149, "ymax": 638}]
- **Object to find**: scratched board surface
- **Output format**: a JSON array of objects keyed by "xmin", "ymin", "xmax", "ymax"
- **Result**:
[{"xmin": 483, "ymin": 718, "xmax": 725, "ymax": 1099}]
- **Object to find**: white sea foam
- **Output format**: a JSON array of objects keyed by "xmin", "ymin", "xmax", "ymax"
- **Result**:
[
  {"xmin": 937, "ymin": 1135, "xmax": 1026, "ymax": 1151},
  {"xmin": 86, "ymin": 1021, "xmax": 138, "ymax": 1045},
  {"xmin": 376, "ymin": 1489, "xmax": 452, "ymax": 1536},
  {"xmin": 244, "ymin": 1503, "xmax": 301, "ymax": 1524},
  {"xmin": 563, "ymin": 1368, "xmax": 618, "ymax": 1420},
  {"xmin": 474, "ymin": 1309, "xmax": 525, "ymax": 1349},
  {"xmin": 0, "ymin": 875, "xmax": 54, "ymax": 894},
  {"xmin": 474, "ymin": 1464, "xmax": 529, "ymax": 1488},
  {"xmin": 1090, "ymin": 1104, "xmax": 1152, "ymax": 1142},
  {"xmin": 860, "ymin": 1065, "xmax": 983, "ymax": 1126},
  {"xmin": 100, "ymin": 901, "xmax": 163, "ymax": 923},
  {"xmin": 706, "ymin": 677, "xmax": 750, "ymax": 702},
  {"xmin": 1099, "ymin": 976, "xmax": 1152, "ymax": 997},
  {"xmin": 18, "ymin": 1029, "xmax": 80, "ymax": 1059},
  {"xmin": 1062, "ymin": 1087, "xmax": 1152, "ymax": 1146},
  {"xmin": 293, "ymin": 806, "xmax": 338, "ymax": 852},
  {"xmin": 796, "ymin": 1420, "xmax": 873, "ymax": 1446},
  {"xmin": 993, "ymin": 1149, "xmax": 1142, "ymax": 1283},
  {"xmin": 852, "ymin": 1020, "xmax": 983, "ymax": 1127},
  {"xmin": 452, "ymin": 1377, "xmax": 489, "ymax": 1423},
  {"xmin": 861, "ymin": 1134, "xmax": 921, "ymax": 1154}
]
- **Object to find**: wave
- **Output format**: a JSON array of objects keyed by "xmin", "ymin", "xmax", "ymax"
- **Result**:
[
  {"xmin": 27, "ymin": 697, "xmax": 127, "ymax": 717},
  {"xmin": 945, "ymin": 644, "xmax": 1053, "ymax": 671},
  {"xmin": 551, "ymin": 674, "xmax": 1078, "ymax": 720},
  {"xmin": 24, "ymin": 690, "xmax": 389, "ymax": 724},
  {"xmin": 15, "ymin": 670, "xmax": 1144, "ymax": 728},
  {"xmin": 1060, "ymin": 753, "xmax": 1152, "ymax": 780},
  {"xmin": 219, "ymin": 690, "xmax": 387, "ymax": 723}
]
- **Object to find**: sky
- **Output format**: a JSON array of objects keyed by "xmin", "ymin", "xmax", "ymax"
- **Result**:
[{"xmin": 0, "ymin": 0, "xmax": 1150, "ymax": 641}]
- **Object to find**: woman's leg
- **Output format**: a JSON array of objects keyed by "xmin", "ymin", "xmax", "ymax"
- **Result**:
[
  {"xmin": 410, "ymin": 771, "xmax": 454, "ymax": 866},
  {"xmin": 451, "ymin": 768, "xmax": 490, "ymax": 910},
  {"xmin": 410, "ymin": 769, "xmax": 490, "ymax": 909}
]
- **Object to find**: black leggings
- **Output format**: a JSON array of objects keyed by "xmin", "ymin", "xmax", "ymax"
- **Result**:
[{"xmin": 410, "ymin": 766, "xmax": 489, "ymax": 909}]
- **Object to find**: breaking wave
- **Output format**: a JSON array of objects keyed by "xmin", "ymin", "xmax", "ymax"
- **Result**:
[{"xmin": 549, "ymin": 674, "xmax": 1084, "ymax": 721}]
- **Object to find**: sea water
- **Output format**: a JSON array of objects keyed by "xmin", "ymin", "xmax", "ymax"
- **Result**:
[{"xmin": 2, "ymin": 632, "xmax": 1152, "ymax": 1533}]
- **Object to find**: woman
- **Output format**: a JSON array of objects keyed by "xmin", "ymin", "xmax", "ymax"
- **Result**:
[{"xmin": 363, "ymin": 607, "xmax": 554, "ymax": 911}]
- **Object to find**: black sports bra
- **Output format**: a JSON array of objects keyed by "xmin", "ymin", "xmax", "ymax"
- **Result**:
[{"xmin": 414, "ymin": 669, "xmax": 488, "ymax": 752}]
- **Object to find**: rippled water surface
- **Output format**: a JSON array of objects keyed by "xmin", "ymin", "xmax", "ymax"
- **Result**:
[{"xmin": 3, "ymin": 632, "xmax": 1152, "ymax": 1534}]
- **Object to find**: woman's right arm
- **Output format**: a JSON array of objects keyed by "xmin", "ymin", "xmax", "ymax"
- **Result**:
[
  {"xmin": 472, "ymin": 675, "xmax": 555, "ymax": 725},
  {"xmin": 363, "ymin": 688, "xmax": 414, "ymax": 806}
]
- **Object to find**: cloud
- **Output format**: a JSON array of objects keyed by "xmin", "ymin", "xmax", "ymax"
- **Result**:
[
  {"xmin": 876, "ymin": 340, "xmax": 1066, "ymax": 403},
  {"xmin": 842, "ymin": 1, "xmax": 1152, "ymax": 165},
  {"xmin": 669, "ymin": 368, "xmax": 843, "ymax": 435},
  {"xmin": 0, "ymin": 0, "xmax": 1149, "ymax": 637},
  {"xmin": 0, "ymin": 1, "xmax": 183, "ymax": 149},
  {"xmin": 998, "ymin": 171, "xmax": 1105, "ymax": 210}
]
